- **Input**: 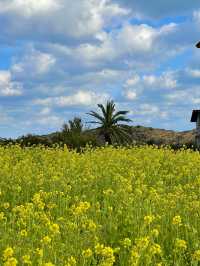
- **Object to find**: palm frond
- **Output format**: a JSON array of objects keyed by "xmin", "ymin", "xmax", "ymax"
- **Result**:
[
  {"xmin": 112, "ymin": 110, "xmax": 129, "ymax": 119},
  {"xmin": 97, "ymin": 104, "xmax": 107, "ymax": 118},
  {"xmin": 112, "ymin": 116, "xmax": 132, "ymax": 124},
  {"xmin": 86, "ymin": 121, "xmax": 102, "ymax": 124},
  {"xmin": 106, "ymin": 101, "xmax": 115, "ymax": 124},
  {"xmin": 87, "ymin": 111, "xmax": 105, "ymax": 123},
  {"xmin": 113, "ymin": 125, "xmax": 132, "ymax": 144}
]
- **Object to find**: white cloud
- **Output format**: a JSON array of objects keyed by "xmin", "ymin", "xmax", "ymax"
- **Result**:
[
  {"xmin": 137, "ymin": 104, "xmax": 168, "ymax": 119},
  {"xmin": 0, "ymin": 0, "xmax": 129, "ymax": 42},
  {"xmin": 116, "ymin": 24, "xmax": 158, "ymax": 52},
  {"xmin": 187, "ymin": 68, "xmax": 200, "ymax": 78},
  {"xmin": 165, "ymin": 90, "xmax": 192, "ymax": 104},
  {"xmin": 0, "ymin": 71, "xmax": 22, "ymax": 96},
  {"xmin": 192, "ymin": 98, "xmax": 200, "ymax": 104},
  {"xmin": 123, "ymin": 71, "xmax": 177, "ymax": 101},
  {"xmin": 193, "ymin": 9, "xmax": 200, "ymax": 24},
  {"xmin": 34, "ymin": 90, "xmax": 110, "ymax": 107},
  {"xmin": 123, "ymin": 74, "xmax": 141, "ymax": 100},
  {"xmin": 78, "ymin": 69, "xmax": 126, "ymax": 85},
  {"xmin": 39, "ymin": 107, "xmax": 51, "ymax": 116},
  {"xmin": 62, "ymin": 22, "xmax": 177, "ymax": 68},
  {"xmin": 125, "ymin": 75, "xmax": 140, "ymax": 86},
  {"xmin": 139, "ymin": 103, "xmax": 159, "ymax": 115},
  {"xmin": 37, "ymin": 115, "xmax": 63, "ymax": 126},
  {"xmin": 12, "ymin": 48, "xmax": 56, "ymax": 78},
  {"xmin": 143, "ymin": 72, "xmax": 177, "ymax": 89},
  {"xmin": 0, "ymin": 0, "xmax": 60, "ymax": 16},
  {"xmin": 56, "ymin": 91, "xmax": 104, "ymax": 106},
  {"xmin": 124, "ymin": 90, "xmax": 137, "ymax": 100},
  {"xmin": 129, "ymin": 103, "xmax": 168, "ymax": 121}
]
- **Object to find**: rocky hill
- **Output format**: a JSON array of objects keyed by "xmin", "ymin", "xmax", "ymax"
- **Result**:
[
  {"xmin": 130, "ymin": 126, "xmax": 196, "ymax": 146},
  {"xmin": 46, "ymin": 125, "xmax": 196, "ymax": 146}
]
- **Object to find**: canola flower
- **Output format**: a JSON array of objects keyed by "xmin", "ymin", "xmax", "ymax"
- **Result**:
[
  {"xmin": 172, "ymin": 215, "xmax": 182, "ymax": 226},
  {"xmin": 3, "ymin": 202, "xmax": 10, "ymax": 209},
  {"xmin": 20, "ymin": 229, "xmax": 28, "ymax": 237},
  {"xmin": 193, "ymin": 250, "xmax": 200, "ymax": 261},
  {"xmin": 65, "ymin": 256, "xmax": 76, "ymax": 266},
  {"xmin": 41, "ymin": 236, "xmax": 52, "ymax": 245},
  {"xmin": 175, "ymin": 238, "xmax": 187, "ymax": 251},
  {"xmin": 22, "ymin": 255, "xmax": 31, "ymax": 265},
  {"xmin": 144, "ymin": 215, "xmax": 155, "ymax": 225},
  {"xmin": 151, "ymin": 228, "xmax": 159, "ymax": 238},
  {"xmin": 0, "ymin": 145, "xmax": 200, "ymax": 265},
  {"xmin": 82, "ymin": 248, "xmax": 93, "ymax": 258},
  {"xmin": 49, "ymin": 223, "xmax": 60, "ymax": 234},
  {"xmin": 0, "ymin": 211, "xmax": 5, "ymax": 220},
  {"xmin": 4, "ymin": 257, "xmax": 18, "ymax": 266},
  {"xmin": 150, "ymin": 243, "xmax": 162, "ymax": 255},
  {"xmin": 121, "ymin": 238, "xmax": 132, "ymax": 248},
  {"xmin": 3, "ymin": 247, "xmax": 14, "ymax": 261}
]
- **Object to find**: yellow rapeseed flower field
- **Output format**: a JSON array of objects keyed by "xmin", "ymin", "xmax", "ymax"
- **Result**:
[{"xmin": 1, "ymin": 144, "xmax": 200, "ymax": 265}]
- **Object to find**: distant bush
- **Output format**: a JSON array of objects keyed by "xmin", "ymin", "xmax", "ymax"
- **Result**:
[{"xmin": 15, "ymin": 134, "xmax": 52, "ymax": 147}]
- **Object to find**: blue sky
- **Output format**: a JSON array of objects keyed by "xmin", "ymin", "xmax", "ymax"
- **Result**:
[{"xmin": 0, "ymin": 0, "xmax": 200, "ymax": 138}]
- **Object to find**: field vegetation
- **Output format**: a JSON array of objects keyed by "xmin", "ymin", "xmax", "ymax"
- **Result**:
[{"xmin": 1, "ymin": 145, "xmax": 200, "ymax": 265}]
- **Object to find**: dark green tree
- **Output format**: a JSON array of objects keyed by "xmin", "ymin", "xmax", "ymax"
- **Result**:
[
  {"xmin": 61, "ymin": 117, "xmax": 97, "ymax": 150},
  {"xmin": 87, "ymin": 100, "xmax": 132, "ymax": 145},
  {"xmin": 62, "ymin": 117, "xmax": 83, "ymax": 134}
]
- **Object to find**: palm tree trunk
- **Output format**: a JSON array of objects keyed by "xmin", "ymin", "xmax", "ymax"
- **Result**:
[{"xmin": 104, "ymin": 133, "xmax": 112, "ymax": 145}]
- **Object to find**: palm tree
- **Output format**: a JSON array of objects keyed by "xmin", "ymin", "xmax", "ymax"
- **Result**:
[
  {"xmin": 62, "ymin": 117, "xmax": 83, "ymax": 134},
  {"xmin": 87, "ymin": 100, "xmax": 132, "ymax": 145}
]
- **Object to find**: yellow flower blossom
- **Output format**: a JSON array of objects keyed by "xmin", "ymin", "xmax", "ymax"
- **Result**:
[
  {"xmin": 0, "ymin": 211, "xmax": 5, "ymax": 221},
  {"xmin": 103, "ymin": 189, "xmax": 114, "ymax": 196},
  {"xmin": 73, "ymin": 201, "xmax": 91, "ymax": 215},
  {"xmin": 49, "ymin": 223, "xmax": 60, "ymax": 234},
  {"xmin": 36, "ymin": 248, "xmax": 43, "ymax": 257},
  {"xmin": 65, "ymin": 256, "xmax": 76, "ymax": 266},
  {"xmin": 82, "ymin": 248, "xmax": 93, "ymax": 258},
  {"xmin": 3, "ymin": 247, "xmax": 14, "ymax": 261},
  {"xmin": 136, "ymin": 237, "xmax": 150, "ymax": 250},
  {"xmin": 130, "ymin": 246, "xmax": 140, "ymax": 264},
  {"xmin": 175, "ymin": 239, "xmax": 187, "ymax": 250},
  {"xmin": 193, "ymin": 250, "xmax": 200, "ymax": 261},
  {"xmin": 20, "ymin": 229, "xmax": 28, "ymax": 237},
  {"xmin": 151, "ymin": 229, "xmax": 159, "ymax": 237},
  {"xmin": 95, "ymin": 243, "xmax": 104, "ymax": 255},
  {"xmin": 144, "ymin": 215, "xmax": 155, "ymax": 225},
  {"xmin": 41, "ymin": 236, "xmax": 51, "ymax": 244},
  {"xmin": 172, "ymin": 215, "xmax": 182, "ymax": 226},
  {"xmin": 101, "ymin": 247, "xmax": 114, "ymax": 258},
  {"xmin": 22, "ymin": 255, "xmax": 32, "ymax": 265},
  {"xmin": 3, "ymin": 202, "xmax": 10, "ymax": 209},
  {"xmin": 150, "ymin": 243, "xmax": 162, "ymax": 255},
  {"xmin": 4, "ymin": 257, "xmax": 18, "ymax": 266},
  {"xmin": 121, "ymin": 238, "xmax": 132, "ymax": 248}
]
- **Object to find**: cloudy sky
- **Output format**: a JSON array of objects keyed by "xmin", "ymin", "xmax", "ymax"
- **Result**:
[{"xmin": 0, "ymin": 0, "xmax": 200, "ymax": 137}]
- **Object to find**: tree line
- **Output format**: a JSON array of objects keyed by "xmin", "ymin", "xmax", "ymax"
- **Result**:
[
  {"xmin": 1, "ymin": 101, "xmax": 133, "ymax": 150},
  {"xmin": 1, "ymin": 100, "xmax": 196, "ymax": 150}
]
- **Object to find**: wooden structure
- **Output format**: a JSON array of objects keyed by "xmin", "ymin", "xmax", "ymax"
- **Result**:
[{"xmin": 191, "ymin": 110, "xmax": 200, "ymax": 147}]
